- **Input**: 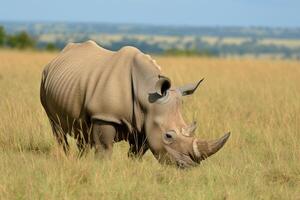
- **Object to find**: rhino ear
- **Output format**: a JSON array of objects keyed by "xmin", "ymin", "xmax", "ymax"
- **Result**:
[
  {"xmin": 155, "ymin": 75, "xmax": 171, "ymax": 96},
  {"xmin": 178, "ymin": 78, "xmax": 204, "ymax": 96}
]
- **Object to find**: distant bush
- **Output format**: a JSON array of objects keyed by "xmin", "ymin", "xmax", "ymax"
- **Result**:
[
  {"xmin": 0, "ymin": 26, "xmax": 5, "ymax": 46},
  {"xmin": 6, "ymin": 31, "xmax": 36, "ymax": 49},
  {"xmin": 164, "ymin": 48, "xmax": 215, "ymax": 57},
  {"xmin": 45, "ymin": 43, "xmax": 58, "ymax": 51}
]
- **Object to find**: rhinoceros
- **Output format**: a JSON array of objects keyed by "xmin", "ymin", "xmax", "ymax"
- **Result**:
[{"xmin": 40, "ymin": 40, "xmax": 230, "ymax": 168}]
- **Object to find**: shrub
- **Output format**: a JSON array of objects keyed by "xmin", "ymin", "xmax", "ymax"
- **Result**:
[{"xmin": 6, "ymin": 31, "xmax": 36, "ymax": 49}]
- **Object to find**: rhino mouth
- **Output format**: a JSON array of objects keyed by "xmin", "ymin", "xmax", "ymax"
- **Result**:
[{"xmin": 164, "ymin": 146, "xmax": 199, "ymax": 169}]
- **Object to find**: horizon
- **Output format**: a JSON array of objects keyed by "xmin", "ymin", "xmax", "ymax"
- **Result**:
[
  {"xmin": 0, "ymin": 0, "xmax": 300, "ymax": 28},
  {"xmin": 1, "ymin": 20, "xmax": 300, "ymax": 29}
]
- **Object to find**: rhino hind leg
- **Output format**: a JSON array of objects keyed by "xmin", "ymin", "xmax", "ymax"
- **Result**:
[
  {"xmin": 73, "ymin": 120, "xmax": 92, "ymax": 157},
  {"xmin": 91, "ymin": 120, "xmax": 116, "ymax": 159},
  {"xmin": 49, "ymin": 118, "xmax": 69, "ymax": 153},
  {"xmin": 76, "ymin": 137, "xmax": 88, "ymax": 157}
]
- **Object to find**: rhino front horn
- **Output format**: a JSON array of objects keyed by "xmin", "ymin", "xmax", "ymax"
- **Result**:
[
  {"xmin": 192, "ymin": 132, "xmax": 230, "ymax": 160},
  {"xmin": 178, "ymin": 78, "xmax": 204, "ymax": 96}
]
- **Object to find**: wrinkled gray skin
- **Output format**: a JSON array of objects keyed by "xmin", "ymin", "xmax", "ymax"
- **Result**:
[{"xmin": 40, "ymin": 40, "xmax": 230, "ymax": 168}]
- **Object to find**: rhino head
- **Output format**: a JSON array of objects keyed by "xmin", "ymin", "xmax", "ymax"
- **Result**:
[{"xmin": 144, "ymin": 76, "xmax": 230, "ymax": 168}]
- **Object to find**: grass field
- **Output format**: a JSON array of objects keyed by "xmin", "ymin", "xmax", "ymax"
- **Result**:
[{"xmin": 0, "ymin": 50, "xmax": 299, "ymax": 199}]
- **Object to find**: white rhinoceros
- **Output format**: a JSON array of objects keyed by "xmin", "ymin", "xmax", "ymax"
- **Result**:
[{"xmin": 40, "ymin": 40, "xmax": 230, "ymax": 168}]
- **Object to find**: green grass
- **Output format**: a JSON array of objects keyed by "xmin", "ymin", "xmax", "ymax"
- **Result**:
[{"xmin": 0, "ymin": 50, "xmax": 299, "ymax": 199}]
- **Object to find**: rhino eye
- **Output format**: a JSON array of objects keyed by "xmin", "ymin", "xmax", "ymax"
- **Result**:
[{"xmin": 163, "ymin": 131, "xmax": 176, "ymax": 144}]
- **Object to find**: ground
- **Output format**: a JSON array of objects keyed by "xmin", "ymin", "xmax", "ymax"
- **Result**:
[{"xmin": 0, "ymin": 50, "xmax": 299, "ymax": 199}]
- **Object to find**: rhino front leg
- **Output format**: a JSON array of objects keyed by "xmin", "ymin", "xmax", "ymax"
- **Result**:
[
  {"xmin": 128, "ymin": 133, "xmax": 149, "ymax": 159},
  {"xmin": 128, "ymin": 144, "xmax": 149, "ymax": 159},
  {"xmin": 91, "ymin": 121, "xmax": 116, "ymax": 159}
]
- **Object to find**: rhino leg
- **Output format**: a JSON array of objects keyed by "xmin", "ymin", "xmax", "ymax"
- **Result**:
[
  {"xmin": 73, "ymin": 121, "xmax": 91, "ymax": 157},
  {"xmin": 76, "ymin": 136, "xmax": 89, "ymax": 157},
  {"xmin": 49, "ymin": 118, "xmax": 69, "ymax": 153},
  {"xmin": 76, "ymin": 132, "xmax": 91, "ymax": 157},
  {"xmin": 91, "ymin": 121, "xmax": 116, "ymax": 159},
  {"xmin": 128, "ymin": 144, "xmax": 149, "ymax": 158},
  {"xmin": 128, "ymin": 133, "xmax": 149, "ymax": 159}
]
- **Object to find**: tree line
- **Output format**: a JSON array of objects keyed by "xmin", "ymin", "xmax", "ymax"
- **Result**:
[
  {"xmin": 0, "ymin": 26, "xmax": 56, "ymax": 51},
  {"xmin": 1, "ymin": 25, "xmax": 300, "ymax": 58}
]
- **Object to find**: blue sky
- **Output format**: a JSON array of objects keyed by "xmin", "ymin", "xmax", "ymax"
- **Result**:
[{"xmin": 0, "ymin": 0, "xmax": 299, "ymax": 27}]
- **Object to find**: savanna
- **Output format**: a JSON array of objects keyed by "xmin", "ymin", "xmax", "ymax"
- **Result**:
[{"xmin": 0, "ymin": 50, "xmax": 299, "ymax": 199}]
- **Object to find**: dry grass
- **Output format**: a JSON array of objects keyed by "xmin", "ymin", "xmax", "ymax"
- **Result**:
[
  {"xmin": 201, "ymin": 36, "xmax": 251, "ymax": 45},
  {"xmin": 258, "ymin": 38, "xmax": 300, "ymax": 48},
  {"xmin": 220, "ymin": 37, "xmax": 250, "ymax": 45},
  {"xmin": 0, "ymin": 50, "xmax": 299, "ymax": 199}
]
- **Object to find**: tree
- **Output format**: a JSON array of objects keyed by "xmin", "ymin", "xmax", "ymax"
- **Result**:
[
  {"xmin": 0, "ymin": 26, "xmax": 5, "ymax": 46},
  {"xmin": 45, "ymin": 43, "xmax": 57, "ymax": 51},
  {"xmin": 7, "ymin": 31, "xmax": 35, "ymax": 49}
]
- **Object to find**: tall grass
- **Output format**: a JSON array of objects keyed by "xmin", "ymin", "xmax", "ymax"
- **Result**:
[{"xmin": 0, "ymin": 50, "xmax": 299, "ymax": 199}]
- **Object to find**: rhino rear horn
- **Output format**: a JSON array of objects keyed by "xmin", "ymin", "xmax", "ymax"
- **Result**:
[
  {"xmin": 181, "ymin": 121, "xmax": 197, "ymax": 137},
  {"xmin": 155, "ymin": 75, "xmax": 171, "ymax": 96},
  {"xmin": 178, "ymin": 78, "xmax": 204, "ymax": 96}
]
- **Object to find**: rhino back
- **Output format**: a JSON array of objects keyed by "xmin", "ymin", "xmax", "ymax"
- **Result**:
[{"xmin": 41, "ymin": 41, "xmax": 139, "ymax": 125}]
